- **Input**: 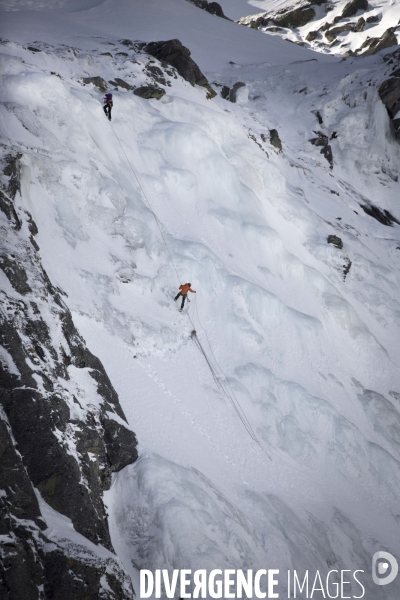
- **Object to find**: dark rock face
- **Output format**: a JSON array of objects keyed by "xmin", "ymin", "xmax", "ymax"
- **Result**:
[
  {"xmin": 229, "ymin": 81, "xmax": 246, "ymax": 102},
  {"xmin": 379, "ymin": 77, "xmax": 400, "ymax": 119},
  {"xmin": 134, "ymin": 84, "xmax": 166, "ymax": 99},
  {"xmin": 0, "ymin": 153, "xmax": 137, "ymax": 599},
  {"xmin": 270, "ymin": 129, "xmax": 283, "ymax": 153},
  {"xmin": 0, "ymin": 254, "xmax": 32, "ymax": 294},
  {"xmin": 144, "ymin": 39, "xmax": 216, "ymax": 98},
  {"xmin": 0, "ymin": 416, "xmax": 46, "ymax": 600},
  {"xmin": 306, "ymin": 30, "xmax": 319, "ymax": 41},
  {"xmin": 0, "ymin": 154, "xmax": 22, "ymax": 229},
  {"xmin": 356, "ymin": 17, "xmax": 365, "ymax": 32},
  {"xmin": 380, "ymin": 48, "xmax": 400, "ymax": 140},
  {"xmin": 341, "ymin": 0, "xmax": 368, "ymax": 19},
  {"xmin": 393, "ymin": 118, "xmax": 400, "ymax": 140},
  {"xmin": 42, "ymin": 550, "xmax": 133, "ymax": 600},
  {"xmin": 309, "ymin": 132, "xmax": 333, "ymax": 168},
  {"xmin": 274, "ymin": 6, "xmax": 316, "ymax": 29},
  {"xmin": 220, "ymin": 85, "xmax": 230, "ymax": 99},
  {"xmin": 208, "ymin": 1, "xmax": 225, "ymax": 17},
  {"xmin": 327, "ymin": 234, "xmax": 343, "ymax": 249},
  {"xmin": 376, "ymin": 61, "xmax": 400, "ymax": 139},
  {"xmin": 187, "ymin": 0, "xmax": 228, "ymax": 19},
  {"xmin": 360, "ymin": 203, "xmax": 400, "ymax": 226},
  {"xmin": 82, "ymin": 76, "xmax": 108, "ymax": 92}
]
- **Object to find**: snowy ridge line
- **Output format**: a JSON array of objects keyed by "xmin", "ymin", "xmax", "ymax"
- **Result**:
[{"xmin": 110, "ymin": 119, "xmax": 265, "ymax": 454}]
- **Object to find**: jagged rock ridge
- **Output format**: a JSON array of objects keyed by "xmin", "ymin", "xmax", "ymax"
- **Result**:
[
  {"xmin": 144, "ymin": 38, "xmax": 217, "ymax": 97},
  {"xmin": 237, "ymin": 0, "xmax": 399, "ymax": 57},
  {"xmin": 380, "ymin": 48, "xmax": 400, "ymax": 139}
]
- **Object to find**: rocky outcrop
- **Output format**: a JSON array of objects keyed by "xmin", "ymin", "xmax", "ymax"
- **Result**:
[
  {"xmin": 144, "ymin": 39, "xmax": 216, "ymax": 98},
  {"xmin": 145, "ymin": 63, "xmax": 169, "ymax": 86},
  {"xmin": 109, "ymin": 77, "xmax": 134, "ymax": 90},
  {"xmin": 327, "ymin": 234, "xmax": 343, "ymax": 249},
  {"xmin": 358, "ymin": 27, "xmax": 398, "ymax": 56},
  {"xmin": 309, "ymin": 132, "xmax": 333, "ymax": 168},
  {"xmin": 134, "ymin": 84, "xmax": 166, "ymax": 99},
  {"xmin": 229, "ymin": 81, "xmax": 246, "ymax": 102},
  {"xmin": 220, "ymin": 85, "xmax": 230, "ymax": 99},
  {"xmin": 270, "ymin": 129, "xmax": 283, "ymax": 153},
  {"xmin": 325, "ymin": 23, "xmax": 356, "ymax": 43},
  {"xmin": 238, "ymin": 3, "xmax": 316, "ymax": 30},
  {"xmin": 187, "ymin": 0, "xmax": 229, "ymax": 19},
  {"xmin": 340, "ymin": 0, "xmax": 368, "ymax": 19},
  {"xmin": 82, "ymin": 76, "xmax": 108, "ymax": 92},
  {"xmin": 238, "ymin": 13, "xmax": 267, "ymax": 30},
  {"xmin": 366, "ymin": 14, "xmax": 380, "ymax": 23},
  {"xmin": 237, "ymin": 0, "xmax": 392, "ymax": 55},
  {"xmin": 274, "ymin": 6, "xmax": 316, "ymax": 29},
  {"xmin": 306, "ymin": 30, "xmax": 320, "ymax": 41},
  {"xmin": 0, "ymin": 152, "xmax": 137, "ymax": 599},
  {"xmin": 356, "ymin": 17, "xmax": 365, "ymax": 32}
]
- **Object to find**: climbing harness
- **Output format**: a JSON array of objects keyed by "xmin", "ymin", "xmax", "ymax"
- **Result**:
[{"xmin": 109, "ymin": 122, "xmax": 270, "ymax": 458}]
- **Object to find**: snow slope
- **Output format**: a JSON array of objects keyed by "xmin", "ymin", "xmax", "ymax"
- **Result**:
[{"xmin": 1, "ymin": 0, "xmax": 400, "ymax": 598}]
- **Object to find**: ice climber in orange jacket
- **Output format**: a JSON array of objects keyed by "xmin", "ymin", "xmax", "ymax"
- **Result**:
[{"xmin": 174, "ymin": 283, "xmax": 196, "ymax": 312}]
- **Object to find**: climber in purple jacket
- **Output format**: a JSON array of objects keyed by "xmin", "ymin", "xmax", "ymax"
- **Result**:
[{"xmin": 103, "ymin": 93, "xmax": 113, "ymax": 121}]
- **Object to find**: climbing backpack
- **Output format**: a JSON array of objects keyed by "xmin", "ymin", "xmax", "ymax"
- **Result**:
[{"xmin": 105, "ymin": 93, "xmax": 113, "ymax": 104}]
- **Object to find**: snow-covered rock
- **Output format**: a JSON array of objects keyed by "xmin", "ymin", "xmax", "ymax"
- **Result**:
[
  {"xmin": 237, "ymin": 0, "xmax": 400, "ymax": 57},
  {"xmin": 0, "ymin": 151, "xmax": 137, "ymax": 598}
]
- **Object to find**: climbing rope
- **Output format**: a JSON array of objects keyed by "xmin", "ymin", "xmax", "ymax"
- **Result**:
[
  {"xmin": 191, "ymin": 295, "xmax": 265, "ymax": 449},
  {"xmin": 109, "ymin": 121, "xmax": 269, "ymax": 456}
]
